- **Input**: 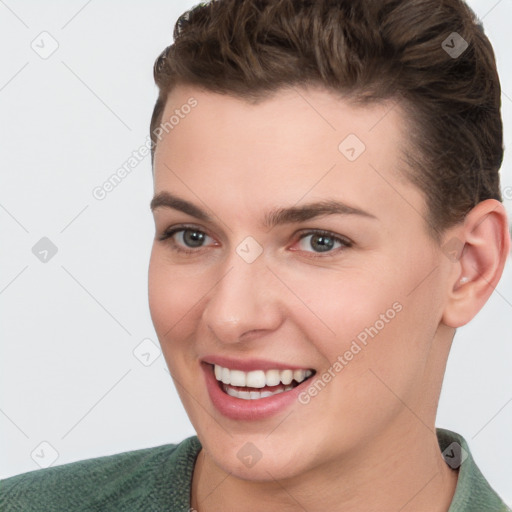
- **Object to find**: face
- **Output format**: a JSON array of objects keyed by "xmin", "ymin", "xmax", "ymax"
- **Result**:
[{"xmin": 148, "ymin": 84, "xmax": 453, "ymax": 481}]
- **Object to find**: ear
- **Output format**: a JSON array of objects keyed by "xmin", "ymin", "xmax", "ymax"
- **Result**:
[{"xmin": 441, "ymin": 199, "xmax": 511, "ymax": 328}]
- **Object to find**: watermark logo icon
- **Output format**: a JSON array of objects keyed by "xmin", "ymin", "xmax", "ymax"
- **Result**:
[
  {"xmin": 442, "ymin": 442, "xmax": 468, "ymax": 469},
  {"xmin": 133, "ymin": 338, "xmax": 161, "ymax": 366},
  {"xmin": 31, "ymin": 441, "xmax": 59, "ymax": 468},
  {"xmin": 338, "ymin": 134, "xmax": 366, "ymax": 162},
  {"xmin": 32, "ymin": 237, "xmax": 58, "ymax": 263},
  {"xmin": 236, "ymin": 236, "xmax": 263, "ymax": 264},
  {"xmin": 442, "ymin": 32, "xmax": 468, "ymax": 59},
  {"xmin": 31, "ymin": 31, "xmax": 59, "ymax": 60},
  {"xmin": 237, "ymin": 442, "xmax": 263, "ymax": 468},
  {"xmin": 441, "ymin": 236, "xmax": 464, "ymax": 262}
]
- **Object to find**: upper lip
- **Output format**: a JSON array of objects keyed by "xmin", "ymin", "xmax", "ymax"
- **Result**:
[{"xmin": 202, "ymin": 355, "xmax": 314, "ymax": 372}]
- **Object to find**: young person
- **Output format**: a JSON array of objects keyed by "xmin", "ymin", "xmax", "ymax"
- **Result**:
[{"xmin": 2, "ymin": 0, "xmax": 510, "ymax": 510}]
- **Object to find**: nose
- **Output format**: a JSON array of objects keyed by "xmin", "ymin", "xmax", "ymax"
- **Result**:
[{"xmin": 201, "ymin": 251, "xmax": 284, "ymax": 344}]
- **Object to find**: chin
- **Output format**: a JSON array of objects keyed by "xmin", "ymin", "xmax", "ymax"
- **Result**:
[{"xmin": 195, "ymin": 426, "xmax": 314, "ymax": 482}]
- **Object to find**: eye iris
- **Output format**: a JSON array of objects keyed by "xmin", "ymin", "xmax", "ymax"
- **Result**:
[
  {"xmin": 183, "ymin": 230, "xmax": 205, "ymax": 247},
  {"xmin": 311, "ymin": 234, "xmax": 334, "ymax": 252}
]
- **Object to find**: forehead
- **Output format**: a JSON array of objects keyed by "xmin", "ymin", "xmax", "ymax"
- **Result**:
[
  {"xmin": 153, "ymin": 84, "xmax": 426, "ymax": 229},
  {"xmin": 157, "ymin": 84, "xmax": 407, "ymax": 156}
]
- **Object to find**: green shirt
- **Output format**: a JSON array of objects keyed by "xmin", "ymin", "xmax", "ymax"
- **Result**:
[{"xmin": 1, "ymin": 428, "xmax": 510, "ymax": 511}]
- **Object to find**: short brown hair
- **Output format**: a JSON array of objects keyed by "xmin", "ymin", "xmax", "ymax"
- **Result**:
[{"xmin": 150, "ymin": 0, "xmax": 503, "ymax": 239}]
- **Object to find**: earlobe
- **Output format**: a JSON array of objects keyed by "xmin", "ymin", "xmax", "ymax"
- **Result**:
[{"xmin": 441, "ymin": 199, "xmax": 511, "ymax": 328}]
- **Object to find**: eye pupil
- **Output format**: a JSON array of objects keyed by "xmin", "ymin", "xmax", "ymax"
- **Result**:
[
  {"xmin": 183, "ymin": 230, "xmax": 205, "ymax": 247},
  {"xmin": 311, "ymin": 235, "xmax": 334, "ymax": 252}
]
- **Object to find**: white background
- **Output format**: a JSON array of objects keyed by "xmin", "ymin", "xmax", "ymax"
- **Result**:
[{"xmin": 1, "ymin": 0, "xmax": 511, "ymax": 505}]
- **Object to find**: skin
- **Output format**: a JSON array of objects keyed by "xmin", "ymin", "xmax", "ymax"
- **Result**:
[{"xmin": 148, "ymin": 84, "xmax": 510, "ymax": 512}]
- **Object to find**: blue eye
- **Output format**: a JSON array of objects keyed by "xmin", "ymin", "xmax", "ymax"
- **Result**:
[
  {"xmin": 158, "ymin": 226, "xmax": 352, "ymax": 258},
  {"xmin": 159, "ymin": 227, "xmax": 214, "ymax": 253},
  {"xmin": 295, "ymin": 230, "xmax": 351, "ymax": 255}
]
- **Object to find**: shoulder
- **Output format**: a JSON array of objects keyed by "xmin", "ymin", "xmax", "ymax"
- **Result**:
[
  {"xmin": 436, "ymin": 428, "xmax": 511, "ymax": 512},
  {"xmin": 0, "ymin": 436, "xmax": 201, "ymax": 512}
]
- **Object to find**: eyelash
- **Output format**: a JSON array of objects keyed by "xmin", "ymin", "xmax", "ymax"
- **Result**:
[{"xmin": 158, "ymin": 225, "xmax": 353, "ymax": 258}]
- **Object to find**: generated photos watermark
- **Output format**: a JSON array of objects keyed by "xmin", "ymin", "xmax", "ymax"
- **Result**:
[
  {"xmin": 92, "ymin": 97, "xmax": 198, "ymax": 201},
  {"xmin": 298, "ymin": 301, "xmax": 403, "ymax": 404}
]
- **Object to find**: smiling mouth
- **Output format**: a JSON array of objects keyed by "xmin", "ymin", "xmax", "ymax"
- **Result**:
[{"xmin": 212, "ymin": 363, "xmax": 316, "ymax": 400}]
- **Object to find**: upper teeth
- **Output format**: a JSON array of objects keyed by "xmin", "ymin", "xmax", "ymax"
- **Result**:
[{"xmin": 214, "ymin": 364, "xmax": 313, "ymax": 388}]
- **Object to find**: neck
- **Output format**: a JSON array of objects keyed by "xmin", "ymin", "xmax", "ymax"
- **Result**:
[{"xmin": 191, "ymin": 419, "xmax": 458, "ymax": 512}]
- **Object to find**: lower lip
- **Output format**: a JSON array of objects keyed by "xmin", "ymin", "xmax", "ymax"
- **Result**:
[{"xmin": 202, "ymin": 363, "xmax": 313, "ymax": 421}]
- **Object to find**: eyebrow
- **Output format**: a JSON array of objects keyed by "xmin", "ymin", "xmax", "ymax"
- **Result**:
[{"xmin": 150, "ymin": 191, "xmax": 377, "ymax": 229}]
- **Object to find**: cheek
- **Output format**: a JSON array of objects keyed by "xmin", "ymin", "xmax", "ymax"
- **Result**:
[
  {"xmin": 285, "ymin": 261, "xmax": 435, "ymax": 388},
  {"xmin": 148, "ymin": 251, "xmax": 201, "ymax": 346},
  {"xmin": 279, "ymin": 265, "xmax": 401, "ymax": 353}
]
